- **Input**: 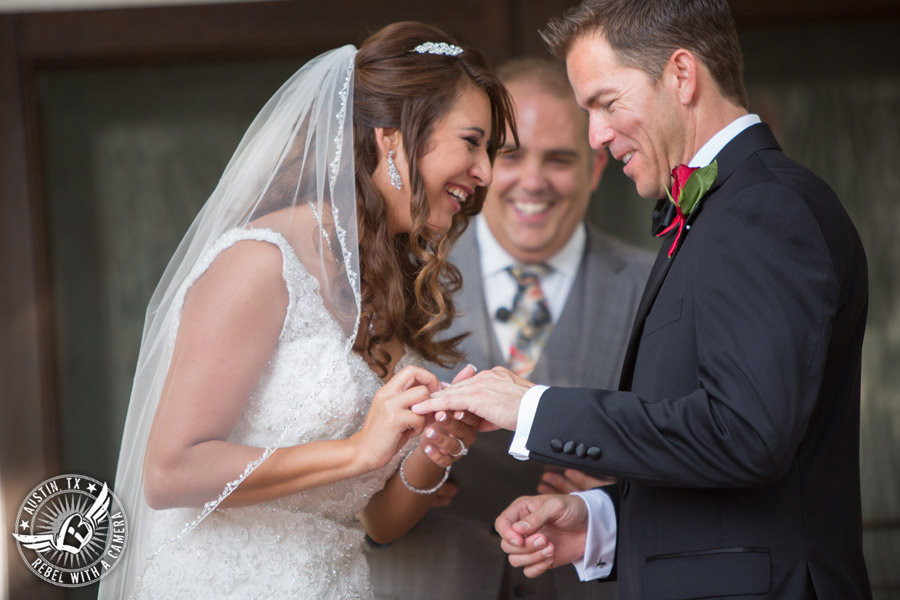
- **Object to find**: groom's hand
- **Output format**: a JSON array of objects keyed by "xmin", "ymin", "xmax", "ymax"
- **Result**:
[
  {"xmin": 495, "ymin": 494, "xmax": 589, "ymax": 579},
  {"xmin": 411, "ymin": 366, "xmax": 533, "ymax": 432}
]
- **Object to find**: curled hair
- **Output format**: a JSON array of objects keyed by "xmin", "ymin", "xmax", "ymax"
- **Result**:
[
  {"xmin": 353, "ymin": 21, "xmax": 517, "ymax": 376},
  {"xmin": 541, "ymin": 0, "xmax": 748, "ymax": 108}
]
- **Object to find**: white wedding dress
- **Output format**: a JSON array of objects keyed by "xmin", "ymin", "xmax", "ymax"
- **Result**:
[{"xmin": 134, "ymin": 228, "xmax": 416, "ymax": 599}]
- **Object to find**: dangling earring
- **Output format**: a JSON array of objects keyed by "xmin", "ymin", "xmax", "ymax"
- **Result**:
[{"xmin": 387, "ymin": 149, "xmax": 403, "ymax": 191}]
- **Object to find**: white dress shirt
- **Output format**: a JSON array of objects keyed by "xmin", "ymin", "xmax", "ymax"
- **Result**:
[
  {"xmin": 476, "ymin": 215, "xmax": 585, "ymax": 363},
  {"xmin": 507, "ymin": 115, "xmax": 762, "ymax": 581}
]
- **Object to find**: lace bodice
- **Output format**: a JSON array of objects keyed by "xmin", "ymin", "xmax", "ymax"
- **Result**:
[{"xmin": 137, "ymin": 228, "xmax": 418, "ymax": 599}]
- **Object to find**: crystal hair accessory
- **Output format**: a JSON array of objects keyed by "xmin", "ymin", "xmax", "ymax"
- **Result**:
[{"xmin": 411, "ymin": 42, "xmax": 463, "ymax": 56}]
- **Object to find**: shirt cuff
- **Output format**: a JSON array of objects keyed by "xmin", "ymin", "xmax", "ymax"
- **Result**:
[
  {"xmin": 508, "ymin": 385, "xmax": 549, "ymax": 460},
  {"xmin": 570, "ymin": 489, "xmax": 616, "ymax": 581}
]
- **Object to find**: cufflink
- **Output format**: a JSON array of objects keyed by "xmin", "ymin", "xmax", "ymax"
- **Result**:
[
  {"xmin": 587, "ymin": 446, "xmax": 602, "ymax": 459},
  {"xmin": 550, "ymin": 439, "xmax": 563, "ymax": 453},
  {"xmin": 595, "ymin": 560, "xmax": 607, "ymax": 567},
  {"xmin": 575, "ymin": 443, "xmax": 587, "ymax": 458},
  {"xmin": 563, "ymin": 440, "xmax": 575, "ymax": 454}
]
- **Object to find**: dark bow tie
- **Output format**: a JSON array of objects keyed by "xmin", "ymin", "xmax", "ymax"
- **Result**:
[{"xmin": 651, "ymin": 197, "xmax": 677, "ymax": 236}]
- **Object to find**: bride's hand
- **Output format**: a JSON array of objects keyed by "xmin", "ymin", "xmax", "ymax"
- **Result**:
[
  {"xmin": 418, "ymin": 364, "xmax": 481, "ymax": 468},
  {"xmin": 419, "ymin": 410, "xmax": 480, "ymax": 468},
  {"xmin": 351, "ymin": 365, "xmax": 439, "ymax": 471}
]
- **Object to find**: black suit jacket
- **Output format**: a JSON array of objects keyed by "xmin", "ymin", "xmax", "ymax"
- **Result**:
[{"xmin": 527, "ymin": 124, "xmax": 872, "ymax": 599}]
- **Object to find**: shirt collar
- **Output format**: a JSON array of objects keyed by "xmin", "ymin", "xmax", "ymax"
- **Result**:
[
  {"xmin": 688, "ymin": 113, "xmax": 761, "ymax": 168},
  {"xmin": 476, "ymin": 214, "xmax": 586, "ymax": 279}
]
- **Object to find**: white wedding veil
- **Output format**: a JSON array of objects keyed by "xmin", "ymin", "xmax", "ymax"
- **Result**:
[{"xmin": 98, "ymin": 44, "xmax": 360, "ymax": 599}]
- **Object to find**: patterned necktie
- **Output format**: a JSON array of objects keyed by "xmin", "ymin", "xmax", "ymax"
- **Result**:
[{"xmin": 505, "ymin": 264, "xmax": 553, "ymax": 378}]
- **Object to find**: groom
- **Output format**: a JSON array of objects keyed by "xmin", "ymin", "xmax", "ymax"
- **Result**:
[{"xmin": 413, "ymin": 0, "xmax": 872, "ymax": 598}]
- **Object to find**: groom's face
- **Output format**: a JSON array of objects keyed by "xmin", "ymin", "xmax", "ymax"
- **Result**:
[{"xmin": 566, "ymin": 33, "xmax": 683, "ymax": 200}]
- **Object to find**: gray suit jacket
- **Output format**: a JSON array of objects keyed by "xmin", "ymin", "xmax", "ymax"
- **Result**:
[{"xmin": 367, "ymin": 222, "xmax": 653, "ymax": 600}]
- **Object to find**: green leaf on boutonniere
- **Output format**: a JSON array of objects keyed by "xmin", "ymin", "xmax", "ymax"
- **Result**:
[{"xmin": 666, "ymin": 160, "xmax": 718, "ymax": 216}]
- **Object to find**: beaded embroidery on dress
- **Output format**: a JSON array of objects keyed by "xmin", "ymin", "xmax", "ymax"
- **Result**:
[{"xmin": 137, "ymin": 228, "xmax": 417, "ymax": 599}]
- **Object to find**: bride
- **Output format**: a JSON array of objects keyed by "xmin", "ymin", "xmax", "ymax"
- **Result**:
[{"xmin": 98, "ymin": 21, "xmax": 516, "ymax": 599}]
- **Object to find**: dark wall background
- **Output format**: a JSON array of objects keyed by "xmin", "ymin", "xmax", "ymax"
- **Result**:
[{"xmin": 1, "ymin": 1, "xmax": 898, "ymax": 598}]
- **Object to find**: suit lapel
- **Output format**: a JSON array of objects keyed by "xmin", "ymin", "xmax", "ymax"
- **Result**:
[
  {"xmin": 707, "ymin": 122, "xmax": 781, "ymax": 194},
  {"xmin": 618, "ymin": 244, "xmax": 671, "ymax": 390},
  {"xmin": 618, "ymin": 123, "xmax": 781, "ymax": 391}
]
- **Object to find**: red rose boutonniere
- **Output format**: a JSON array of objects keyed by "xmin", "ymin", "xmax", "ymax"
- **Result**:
[{"xmin": 656, "ymin": 160, "xmax": 718, "ymax": 258}]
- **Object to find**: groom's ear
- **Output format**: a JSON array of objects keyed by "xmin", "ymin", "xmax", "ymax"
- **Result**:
[
  {"xmin": 666, "ymin": 48, "xmax": 698, "ymax": 106},
  {"xmin": 374, "ymin": 127, "xmax": 401, "ymax": 158}
]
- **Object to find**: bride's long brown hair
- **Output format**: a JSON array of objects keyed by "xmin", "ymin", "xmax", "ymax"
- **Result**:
[{"xmin": 353, "ymin": 22, "xmax": 516, "ymax": 376}]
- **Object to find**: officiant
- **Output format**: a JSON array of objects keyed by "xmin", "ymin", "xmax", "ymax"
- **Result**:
[{"xmin": 367, "ymin": 56, "xmax": 650, "ymax": 600}]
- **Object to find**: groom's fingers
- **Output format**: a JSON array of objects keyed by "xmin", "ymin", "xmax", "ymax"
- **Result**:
[
  {"xmin": 505, "ymin": 540, "xmax": 552, "ymax": 565},
  {"xmin": 495, "ymin": 496, "xmax": 544, "ymax": 547},
  {"xmin": 509, "ymin": 495, "xmax": 571, "ymax": 538},
  {"xmin": 410, "ymin": 394, "xmax": 469, "ymax": 416},
  {"xmin": 500, "ymin": 532, "xmax": 548, "ymax": 555},
  {"xmin": 478, "ymin": 420, "xmax": 501, "ymax": 432},
  {"xmin": 430, "ymin": 368, "xmax": 493, "ymax": 392},
  {"xmin": 495, "ymin": 514, "xmax": 525, "ymax": 548},
  {"xmin": 411, "ymin": 369, "xmax": 501, "ymax": 415},
  {"xmin": 523, "ymin": 556, "xmax": 556, "ymax": 579}
]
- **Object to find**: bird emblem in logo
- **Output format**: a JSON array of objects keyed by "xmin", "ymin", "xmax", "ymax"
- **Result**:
[{"xmin": 14, "ymin": 482, "xmax": 110, "ymax": 555}]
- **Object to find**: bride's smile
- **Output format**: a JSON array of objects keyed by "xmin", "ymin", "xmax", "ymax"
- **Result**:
[{"xmin": 379, "ymin": 83, "xmax": 494, "ymax": 236}]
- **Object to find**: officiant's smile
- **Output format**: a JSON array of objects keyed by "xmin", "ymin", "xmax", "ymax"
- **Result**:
[{"xmin": 482, "ymin": 75, "xmax": 606, "ymax": 264}]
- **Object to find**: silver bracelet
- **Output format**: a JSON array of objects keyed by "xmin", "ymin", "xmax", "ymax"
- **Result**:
[{"xmin": 398, "ymin": 447, "xmax": 451, "ymax": 495}]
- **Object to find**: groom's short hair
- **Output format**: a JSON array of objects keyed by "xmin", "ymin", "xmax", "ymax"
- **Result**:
[{"xmin": 541, "ymin": 0, "xmax": 749, "ymax": 109}]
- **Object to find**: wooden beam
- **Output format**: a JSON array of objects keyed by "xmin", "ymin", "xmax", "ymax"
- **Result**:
[
  {"xmin": 0, "ymin": 14, "xmax": 63, "ymax": 600},
  {"xmin": 729, "ymin": 0, "xmax": 900, "ymax": 23},
  {"xmin": 16, "ymin": 0, "xmax": 510, "ymax": 65}
]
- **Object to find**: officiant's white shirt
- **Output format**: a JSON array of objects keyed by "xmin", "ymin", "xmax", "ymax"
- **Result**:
[
  {"xmin": 508, "ymin": 114, "xmax": 762, "ymax": 581},
  {"xmin": 476, "ymin": 214, "xmax": 583, "ymax": 362}
]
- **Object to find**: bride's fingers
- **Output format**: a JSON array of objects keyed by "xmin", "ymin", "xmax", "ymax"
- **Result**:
[
  {"xmin": 431, "ymin": 411, "xmax": 480, "ymax": 438},
  {"xmin": 452, "ymin": 410, "xmax": 481, "ymax": 428},
  {"xmin": 421, "ymin": 443, "xmax": 453, "ymax": 467},
  {"xmin": 422, "ymin": 425, "xmax": 469, "ymax": 459},
  {"xmin": 430, "ymin": 415, "xmax": 476, "ymax": 447},
  {"xmin": 450, "ymin": 364, "xmax": 477, "ymax": 384},
  {"xmin": 390, "ymin": 385, "xmax": 434, "ymax": 410},
  {"xmin": 371, "ymin": 387, "xmax": 429, "ymax": 435},
  {"xmin": 390, "ymin": 365, "xmax": 441, "ymax": 394}
]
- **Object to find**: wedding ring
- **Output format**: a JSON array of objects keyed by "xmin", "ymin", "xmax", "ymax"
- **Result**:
[{"xmin": 451, "ymin": 437, "xmax": 468, "ymax": 458}]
